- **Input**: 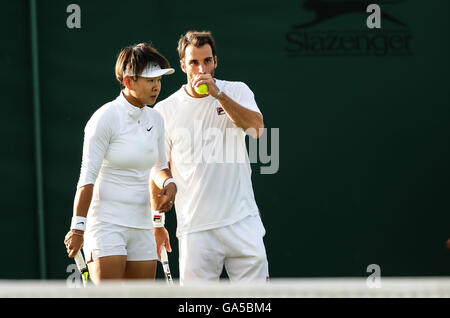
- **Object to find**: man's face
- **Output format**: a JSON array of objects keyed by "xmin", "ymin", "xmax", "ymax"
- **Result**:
[
  {"xmin": 128, "ymin": 76, "xmax": 162, "ymax": 105},
  {"xmin": 181, "ymin": 44, "xmax": 217, "ymax": 83}
]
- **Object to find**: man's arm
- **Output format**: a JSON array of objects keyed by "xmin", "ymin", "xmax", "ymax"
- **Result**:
[
  {"xmin": 216, "ymin": 92, "xmax": 264, "ymax": 138},
  {"xmin": 150, "ymin": 167, "xmax": 176, "ymax": 212},
  {"xmin": 193, "ymin": 74, "xmax": 264, "ymax": 138}
]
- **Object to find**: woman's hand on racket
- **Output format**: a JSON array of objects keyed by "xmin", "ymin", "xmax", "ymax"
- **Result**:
[
  {"xmin": 154, "ymin": 227, "xmax": 171, "ymax": 261},
  {"xmin": 157, "ymin": 183, "xmax": 176, "ymax": 212},
  {"xmin": 64, "ymin": 230, "xmax": 84, "ymax": 258}
]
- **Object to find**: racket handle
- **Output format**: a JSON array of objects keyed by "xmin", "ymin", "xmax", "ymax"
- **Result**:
[
  {"xmin": 74, "ymin": 251, "xmax": 89, "ymax": 287},
  {"xmin": 161, "ymin": 245, "xmax": 169, "ymax": 263},
  {"xmin": 74, "ymin": 251, "xmax": 88, "ymax": 274},
  {"xmin": 160, "ymin": 246, "xmax": 173, "ymax": 285}
]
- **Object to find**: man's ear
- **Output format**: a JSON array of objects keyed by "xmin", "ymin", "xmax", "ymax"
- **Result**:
[
  {"xmin": 180, "ymin": 59, "xmax": 186, "ymax": 73},
  {"xmin": 214, "ymin": 56, "xmax": 218, "ymax": 69}
]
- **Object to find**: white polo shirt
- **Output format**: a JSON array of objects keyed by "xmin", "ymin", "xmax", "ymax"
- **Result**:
[
  {"xmin": 154, "ymin": 79, "xmax": 262, "ymax": 237},
  {"xmin": 77, "ymin": 92, "xmax": 167, "ymax": 229}
]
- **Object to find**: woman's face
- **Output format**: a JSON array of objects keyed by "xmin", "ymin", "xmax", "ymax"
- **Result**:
[{"xmin": 129, "ymin": 76, "xmax": 162, "ymax": 106}]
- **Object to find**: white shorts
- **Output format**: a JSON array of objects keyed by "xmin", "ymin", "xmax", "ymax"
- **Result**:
[
  {"xmin": 178, "ymin": 214, "xmax": 269, "ymax": 284},
  {"xmin": 83, "ymin": 221, "xmax": 157, "ymax": 263}
]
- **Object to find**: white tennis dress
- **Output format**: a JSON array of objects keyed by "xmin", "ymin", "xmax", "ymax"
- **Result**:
[{"xmin": 77, "ymin": 92, "xmax": 167, "ymax": 261}]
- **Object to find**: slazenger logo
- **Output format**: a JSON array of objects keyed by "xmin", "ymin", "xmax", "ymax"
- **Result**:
[{"xmin": 286, "ymin": 0, "xmax": 412, "ymax": 57}]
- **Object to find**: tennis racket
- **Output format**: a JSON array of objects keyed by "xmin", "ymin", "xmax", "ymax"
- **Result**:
[
  {"xmin": 74, "ymin": 250, "xmax": 90, "ymax": 287},
  {"xmin": 160, "ymin": 245, "xmax": 173, "ymax": 285}
]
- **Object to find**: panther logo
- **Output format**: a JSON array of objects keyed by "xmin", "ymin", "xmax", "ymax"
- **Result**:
[{"xmin": 293, "ymin": 0, "xmax": 408, "ymax": 29}]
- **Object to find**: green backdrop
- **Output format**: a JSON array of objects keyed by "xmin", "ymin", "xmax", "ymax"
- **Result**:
[{"xmin": 1, "ymin": 0, "xmax": 449, "ymax": 280}]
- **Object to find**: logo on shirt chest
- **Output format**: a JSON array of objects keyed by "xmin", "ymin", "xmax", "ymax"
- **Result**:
[{"xmin": 216, "ymin": 106, "xmax": 225, "ymax": 115}]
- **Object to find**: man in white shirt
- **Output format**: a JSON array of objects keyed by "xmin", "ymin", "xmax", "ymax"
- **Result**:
[{"xmin": 153, "ymin": 31, "xmax": 269, "ymax": 284}]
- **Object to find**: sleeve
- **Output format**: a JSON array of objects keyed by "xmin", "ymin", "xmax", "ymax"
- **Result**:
[
  {"xmin": 153, "ymin": 102, "xmax": 172, "ymax": 164},
  {"xmin": 232, "ymin": 82, "xmax": 263, "ymax": 117},
  {"xmin": 150, "ymin": 109, "xmax": 170, "ymax": 186},
  {"xmin": 163, "ymin": 116, "xmax": 172, "ymax": 165},
  {"xmin": 152, "ymin": 113, "xmax": 169, "ymax": 171},
  {"xmin": 76, "ymin": 108, "xmax": 113, "ymax": 188}
]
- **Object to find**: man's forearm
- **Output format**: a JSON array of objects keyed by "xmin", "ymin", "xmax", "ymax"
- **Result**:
[
  {"xmin": 150, "ymin": 179, "xmax": 162, "ymax": 212},
  {"xmin": 150, "ymin": 168, "xmax": 174, "ymax": 212},
  {"xmin": 152, "ymin": 168, "xmax": 172, "ymax": 189},
  {"xmin": 216, "ymin": 92, "xmax": 264, "ymax": 138}
]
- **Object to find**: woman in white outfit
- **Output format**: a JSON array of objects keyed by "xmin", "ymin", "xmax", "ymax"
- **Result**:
[{"xmin": 64, "ymin": 43, "xmax": 176, "ymax": 284}]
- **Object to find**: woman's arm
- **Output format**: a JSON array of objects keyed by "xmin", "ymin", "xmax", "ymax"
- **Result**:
[
  {"xmin": 64, "ymin": 184, "xmax": 93, "ymax": 258},
  {"xmin": 65, "ymin": 108, "xmax": 112, "ymax": 258},
  {"xmin": 73, "ymin": 184, "xmax": 93, "ymax": 219}
]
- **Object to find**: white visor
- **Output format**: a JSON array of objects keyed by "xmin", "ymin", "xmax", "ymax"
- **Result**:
[{"xmin": 123, "ymin": 62, "xmax": 175, "ymax": 78}]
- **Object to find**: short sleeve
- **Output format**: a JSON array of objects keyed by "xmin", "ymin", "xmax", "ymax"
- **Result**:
[
  {"xmin": 230, "ymin": 82, "xmax": 262, "ymax": 117},
  {"xmin": 149, "ymin": 107, "xmax": 170, "ymax": 186},
  {"xmin": 152, "ymin": 112, "xmax": 169, "ymax": 171},
  {"xmin": 77, "ymin": 107, "xmax": 114, "ymax": 188},
  {"xmin": 153, "ymin": 102, "xmax": 172, "ymax": 163}
]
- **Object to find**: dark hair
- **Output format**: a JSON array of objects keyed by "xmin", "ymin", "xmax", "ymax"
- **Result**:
[
  {"xmin": 177, "ymin": 31, "xmax": 217, "ymax": 60},
  {"xmin": 115, "ymin": 43, "xmax": 171, "ymax": 89}
]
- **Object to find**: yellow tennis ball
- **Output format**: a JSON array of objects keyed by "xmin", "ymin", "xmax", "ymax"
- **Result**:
[{"xmin": 195, "ymin": 84, "xmax": 208, "ymax": 95}]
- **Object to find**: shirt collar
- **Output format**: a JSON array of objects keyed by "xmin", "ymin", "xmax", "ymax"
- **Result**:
[{"xmin": 117, "ymin": 92, "xmax": 145, "ymax": 120}]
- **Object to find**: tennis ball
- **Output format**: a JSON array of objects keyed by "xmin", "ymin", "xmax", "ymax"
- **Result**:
[{"xmin": 195, "ymin": 84, "xmax": 208, "ymax": 95}]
